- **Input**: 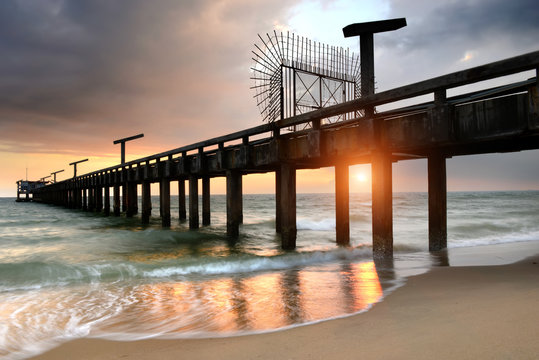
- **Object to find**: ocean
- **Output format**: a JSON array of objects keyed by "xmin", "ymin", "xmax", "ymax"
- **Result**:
[{"xmin": 1, "ymin": 191, "xmax": 538, "ymax": 359}]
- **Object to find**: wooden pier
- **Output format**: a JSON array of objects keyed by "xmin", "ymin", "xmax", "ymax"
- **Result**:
[{"xmin": 30, "ymin": 47, "xmax": 539, "ymax": 256}]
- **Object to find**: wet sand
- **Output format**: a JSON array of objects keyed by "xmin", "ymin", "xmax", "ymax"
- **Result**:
[{"xmin": 33, "ymin": 252, "xmax": 539, "ymax": 360}]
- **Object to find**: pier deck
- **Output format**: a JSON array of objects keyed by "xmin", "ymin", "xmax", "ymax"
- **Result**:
[{"xmin": 30, "ymin": 50, "xmax": 539, "ymax": 256}]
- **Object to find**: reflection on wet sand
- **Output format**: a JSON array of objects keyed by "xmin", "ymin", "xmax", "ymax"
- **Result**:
[{"xmin": 95, "ymin": 260, "xmax": 386, "ymax": 337}]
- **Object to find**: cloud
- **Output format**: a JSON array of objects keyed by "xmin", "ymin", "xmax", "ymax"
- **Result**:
[
  {"xmin": 0, "ymin": 0, "xmax": 297, "ymax": 155},
  {"xmin": 373, "ymin": 0, "xmax": 539, "ymax": 88}
]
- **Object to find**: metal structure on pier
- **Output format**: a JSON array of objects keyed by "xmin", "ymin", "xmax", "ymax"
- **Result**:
[{"xmin": 251, "ymin": 31, "xmax": 361, "ymax": 127}]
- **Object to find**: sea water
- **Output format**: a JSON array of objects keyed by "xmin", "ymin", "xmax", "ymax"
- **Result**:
[{"xmin": 0, "ymin": 191, "xmax": 538, "ymax": 359}]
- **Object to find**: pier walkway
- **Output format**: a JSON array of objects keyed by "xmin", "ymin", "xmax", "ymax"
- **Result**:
[{"xmin": 31, "ymin": 50, "xmax": 539, "ymax": 256}]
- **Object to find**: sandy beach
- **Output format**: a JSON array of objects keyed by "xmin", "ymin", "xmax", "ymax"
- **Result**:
[{"xmin": 33, "ymin": 252, "xmax": 539, "ymax": 360}]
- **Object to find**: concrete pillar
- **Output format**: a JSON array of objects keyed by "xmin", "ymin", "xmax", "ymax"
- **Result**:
[
  {"xmin": 113, "ymin": 184, "xmax": 121, "ymax": 216},
  {"xmin": 88, "ymin": 187, "xmax": 95, "ymax": 211},
  {"xmin": 279, "ymin": 163, "xmax": 296, "ymax": 250},
  {"xmin": 178, "ymin": 179, "xmax": 187, "ymax": 221},
  {"xmin": 126, "ymin": 182, "xmax": 138, "ymax": 217},
  {"xmin": 202, "ymin": 176, "xmax": 211, "ymax": 225},
  {"xmin": 226, "ymin": 170, "xmax": 242, "ymax": 237},
  {"xmin": 95, "ymin": 186, "xmax": 103, "ymax": 212},
  {"xmin": 141, "ymin": 181, "xmax": 151, "ymax": 224},
  {"xmin": 104, "ymin": 186, "xmax": 110, "ymax": 216},
  {"xmin": 371, "ymin": 151, "xmax": 393, "ymax": 256},
  {"xmin": 275, "ymin": 168, "xmax": 282, "ymax": 233},
  {"xmin": 335, "ymin": 163, "xmax": 350, "ymax": 246},
  {"xmin": 122, "ymin": 183, "xmax": 127, "ymax": 212},
  {"xmin": 189, "ymin": 176, "xmax": 199, "ymax": 229},
  {"xmin": 160, "ymin": 179, "xmax": 171, "ymax": 227},
  {"xmin": 428, "ymin": 152, "xmax": 447, "ymax": 251},
  {"xmin": 82, "ymin": 188, "xmax": 88, "ymax": 211}
]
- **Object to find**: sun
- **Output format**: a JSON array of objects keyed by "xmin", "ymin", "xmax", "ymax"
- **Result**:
[{"xmin": 356, "ymin": 173, "xmax": 367, "ymax": 182}]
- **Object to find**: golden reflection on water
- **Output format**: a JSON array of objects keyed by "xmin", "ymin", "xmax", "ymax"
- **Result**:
[{"xmin": 98, "ymin": 261, "xmax": 384, "ymax": 335}]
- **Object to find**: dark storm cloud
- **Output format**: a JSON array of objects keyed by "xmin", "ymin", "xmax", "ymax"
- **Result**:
[
  {"xmin": 372, "ymin": 0, "xmax": 539, "ymax": 88},
  {"xmin": 0, "ymin": 0, "xmax": 295, "ymax": 152}
]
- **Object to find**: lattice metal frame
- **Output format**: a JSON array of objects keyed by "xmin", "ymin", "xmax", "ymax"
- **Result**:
[{"xmin": 251, "ymin": 31, "xmax": 361, "ymax": 127}]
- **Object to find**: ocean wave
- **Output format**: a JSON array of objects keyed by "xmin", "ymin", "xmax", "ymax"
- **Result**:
[
  {"xmin": 296, "ymin": 218, "xmax": 335, "ymax": 231},
  {"xmin": 0, "ymin": 247, "xmax": 373, "ymax": 292},
  {"xmin": 448, "ymin": 231, "xmax": 539, "ymax": 248}
]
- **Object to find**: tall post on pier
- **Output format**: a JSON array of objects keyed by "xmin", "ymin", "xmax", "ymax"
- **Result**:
[
  {"xmin": 51, "ymin": 170, "xmax": 64, "ymax": 183},
  {"xmin": 189, "ymin": 175, "xmax": 199, "ymax": 229},
  {"xmin": 343, "ymin": 18, "xmax": 406, "ymax": 257},
  {"xmin": 69, "ymin": 159, "xmax": 88, "ymax": 178},
  {"xmin": 226, "ymin": 170, "xmax": 242, "ymax": 237},
  {"xmin": 114, "ymin": 134, "xmax": 143, "ymax": 215}
]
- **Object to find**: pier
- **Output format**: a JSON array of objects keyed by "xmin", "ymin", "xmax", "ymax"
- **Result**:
[{"xmin": 27, "ymin": 20, "xmax": 539, "ymax": 256}]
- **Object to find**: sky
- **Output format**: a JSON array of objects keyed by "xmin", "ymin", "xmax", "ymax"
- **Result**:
[{"xmin": 1, "ymin": 0, "xmax": 538, "ymax": 196}]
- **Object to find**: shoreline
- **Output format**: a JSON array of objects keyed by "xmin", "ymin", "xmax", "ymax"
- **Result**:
[{"xmin": 32, "ymin": 246, "xmax": 539, "ymax": 360}]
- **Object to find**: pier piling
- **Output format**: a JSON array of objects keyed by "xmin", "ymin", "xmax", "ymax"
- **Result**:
[
  {"xmin": 178, "ymin": 179, "xmax": 187, "ymax": 221},
  {"xmin": 189, "ymin": 176, "xmax": 199, "ymax": 229},
  {"xmin": 279, "ymin": 164, "xmax": 296, "ymax": 250},
  {"xmin": 226, "ymin": 170, "xmax": 242, "ymax": 237},
  {"xmin": 335, "ymin": 163, "xmax": 350, "ymax": 246},
  {"xmin": 160, "ymin": 179, "xmax": 171, "ymax": 227},
  {"xmin": 428, "ymin": 152, "xmax": 447, "ymax": 251},
  {"xmin": 141, "ymin": 181, "xmax": 151, "ymax": 224},
  {"xmin": 202, "ymin": 177, "xmax": 211, "ymax": 225}
]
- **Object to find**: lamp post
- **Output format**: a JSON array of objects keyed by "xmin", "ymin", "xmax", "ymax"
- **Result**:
[
  {"xmin": 51, "ymin": 169, "xmax": 64, "ymax": 183},
  {"xmin": 113, "ymin": 133, "xmax": 144, "ymax": 165},
  {"xmin": 69, "ymin": 159, "xmax": 88, "ymax": 178}
]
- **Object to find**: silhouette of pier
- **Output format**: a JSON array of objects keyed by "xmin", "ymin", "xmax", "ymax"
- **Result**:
[{"xmin": 25, "ymin": 19, "xmax": 539, "ymax": 256}]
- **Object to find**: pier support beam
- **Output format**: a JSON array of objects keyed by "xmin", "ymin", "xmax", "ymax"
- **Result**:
[
  {"xmin": 428, "ymin": 152, "xmax": 447, "ymax": 251},
  {"xmin": 160, "ymin": 179, "xmax": 171, "ymax": 227},
  {"xmin": 113, "ymin": 185, "xmax": 121, "ymax": 216},
  {"xmin": 371, "ymin": 151, "xmax": 393, "ymax": 256},
  {"xmin": 178, "ymin": 179, "xmax": 187, "ymax": 221},
  {"xmin": 104, "ymin": 186, "xmax": 110, "ymax": 216},
  {"xmin": 141, "ymin": 181, "xmax": 151, "ymax": 224},
  {"xmin": 202, "ymin": 176, "xmax": 211, "ymax": 225},
  {"xmin": 226, "ymin": 170, "xmax": 242, "ymax": 237},
  {"xmin": 335, "ymin": 163, "xmax": 350, "ymax": 246},
  {"xmin": 88, "ymin": 188, "xmax": 95, "ymax": 211},
  {"xmin": 82, "ymin": 189, "xmax": 88, "ymax": 211},
  {"xmin": 279, "ymin": 163, "xmax": 296, "ymax": 249},
  {"xmin": 95, "ymin": 186, "xmax": 103, "ymax": 213},
  {"xmin": 122, "ymin": 183, "xmax": 127, "ymax": 212},
  {"xmin": 275, "ymin": 168, "xmax": 282, "ymax": 233},
  {"xmin": 126, "ymin": 182, "xmax": 138, "ymax": 217},
  {"xmin": 189, "ymin": 176, "xmax": 199, "ymax": 229}
]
